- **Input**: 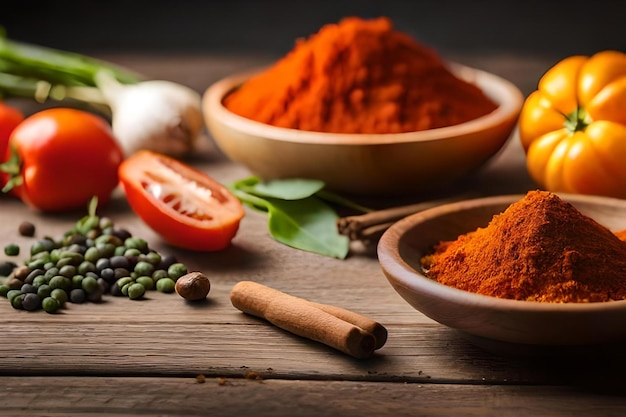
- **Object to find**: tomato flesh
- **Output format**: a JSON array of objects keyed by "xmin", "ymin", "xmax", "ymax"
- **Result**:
[{"xmin": 119, "ymin": 150, "xmax": 245, "ymax": 251}]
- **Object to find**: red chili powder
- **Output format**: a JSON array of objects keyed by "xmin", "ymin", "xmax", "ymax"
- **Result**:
[
  {"xmin": 224, "ymin": 16, "xmax": 498, "ymax": 134},
  {"xmin": 422, "ymin": 190, "xmax": 626, "ymax": 303}
]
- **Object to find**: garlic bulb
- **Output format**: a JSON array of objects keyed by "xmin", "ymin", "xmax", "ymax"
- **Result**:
[{"xmin": 95, "ymin": 70, "xmax": 204, "ymax": 158}]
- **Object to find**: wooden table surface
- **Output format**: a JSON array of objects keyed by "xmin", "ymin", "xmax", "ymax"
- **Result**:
[{"xmin": 2, "ymin": 52, "xmax": 626, "ymax": 417}]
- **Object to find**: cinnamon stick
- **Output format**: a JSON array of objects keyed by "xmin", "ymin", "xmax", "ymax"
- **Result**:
[
  {"xmin": 230, "ymin": 281, "xmax": 387, "ymax": 359},
  {"xmin": 337, "ymin": 195, "xmax": 476, "ymax": 242},
  {"xmin": 307, "ymin": 301, "xmax": 388, "ymax": 349}
]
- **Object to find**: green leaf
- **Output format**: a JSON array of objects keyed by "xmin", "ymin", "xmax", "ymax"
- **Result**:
[
  {"xmin": 230, "ymin": 176, "xmax": 262, "ymax": 188},
  {"xmin": 228, "ymin": 187, "xmax": 271, "ymax": 213},
  {"xmin": 236, "ymin": 176, "xmax": 326, "ymax": 200},
  {"xmin": 265, "ymin": 196, "xmax": 349, "ymax": 259},
  {"xmin": 230, "ymin": 186, "xmax": 349, "ymax": 259}
]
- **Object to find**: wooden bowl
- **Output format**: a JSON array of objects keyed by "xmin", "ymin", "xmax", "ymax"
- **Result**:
[
  {"xmin": 377, "ymin": 194, "xmax": 626, "ymax": 347},
  {"xmin": 202, "ymin": 64, "xmax": 524, "ymax": 196}
]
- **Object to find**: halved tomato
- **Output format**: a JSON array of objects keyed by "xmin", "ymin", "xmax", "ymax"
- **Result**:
[{"xmin": 118, "ymin": 150, "xmax": 245, "ymax": 251}]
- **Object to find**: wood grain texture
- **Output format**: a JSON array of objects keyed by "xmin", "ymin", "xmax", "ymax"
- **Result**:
[
  {"xmin": 1, "ymin": 377, "xmax": 626, "ymax": 417},
  {"xmin": 0, "ymin": 53, "xmax": 614, "ymax": 416}
]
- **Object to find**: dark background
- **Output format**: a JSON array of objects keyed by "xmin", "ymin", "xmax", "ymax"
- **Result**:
[{"xmin": 3, "ymin": 0, "xmax": 626, "ymax": 59}]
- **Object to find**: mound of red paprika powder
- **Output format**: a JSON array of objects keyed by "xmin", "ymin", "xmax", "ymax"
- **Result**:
[
  {"xmin": 224, "ymin": 16, "xmax": 498, "ymax": 134},
  {"xmin": 422, "ymin": 190, "xmax": 626, "ymax": 303}
]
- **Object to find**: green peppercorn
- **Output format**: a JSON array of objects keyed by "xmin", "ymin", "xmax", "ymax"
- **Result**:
[
  {"xmin": 32, "ymin": 276, "xmax": 47, "ymax": 288},
  {"xmin": 78, "ymin": 261, "xmax": 96, "ymax": 275},
  {"xmin": 81, "ymin": 276, "xmax": 99, "ymax": 294},
  {"xmin": 94, "ymin": 234, "xmax": 123, "ymax": 247},
  {"xmin": 55, "ymin": 257, "xmax": 73, "ymax": 268},
  {"xmin": 83, "ymin": 246, "xmax": 100, "ymax": 263},
  {"xmin": 96, "ymin": 242, "xmax": 116, "ymax": 258},
  {"xmin": 4, "ymin": 243, "xmax": 19, "ymax": 256},
  {"xmin": 4, "ymin": 208, "xmax": 188, "ymax": 313},
  {"xmin": 121, "ymin": 282, "xmax": 132, "ymax": 296},
  {"xmin": 71, "ymin": 275, "xmax": 85, "ymax": 289},
  {"xmin": 37, "ymin": 284, "xmax": 52, "ymax": 299},
  {"xmin": 144, "ymin": 251, "xmax": 161, "ymax": 265},
  {"xmin": 125, "ymin": 237, "xmax": 149, "ymax": 253},
  {"xmin": 167, "ymin": 263, "xmax": 188, "ymax": 281},
  {"xmin": 44, "ymin": 267, "xmax": 60, "ymax": 281},
  {"xmin": 135, "ymin": 276, "xmax": 154, "ymax": 291},
  {"xmin": 134, "ymin": 261, "xmax": 155, "ymax": 277},
  {"xmin": 49, "ymin": 248, "xmax": 62, "ymax": 263},
  {"xmin": 31, "ymin": 239, "xmax": 56, "ymax": 256},
  {"xmin": 0, "ymin": 284, "xmax": 10, "ymax": 297},
  {"xmin": 65, "ymin": 244, "xmax": 83, "ymax": 254},
  {"xmin": 124, "ymin": 248, "xmax": 142, "ymax": 257},
  {"xmin": 26, "ymin": 268, "xmax": 44, "ymax": 282},
  {"xmin": 58, "ymin": 251, "xmax": 83, "ymax": 266},
  {"xmin": 27, "ymin": 258, "xmax": 47, "ymax": 270},
  {"xmin": 50, "ymin": 288, "xmax": 68, "ymax": 305},
  {"xmin": 11, "ymin": 294, "xmax": 25, "ymax": 310},
  {"xmin": 29, "ymin": 241, "xmax": 46, "ymax": 257},
  {"xmin": 156, "ymin": 278, "xmax": 176, "ymax": 293},
  {"xmin": 115, "ymin": 277, "xmax": 134, "ymax": 289},
  {"xmin": 6, "ymin": 289, "xmax": 21, "ymax": 302},
  {"xmin": 152, "ymin": 269, "xmax": 168, "ymax": 282},
  {"xmin": 42, "ymin": 296, "xmax": 60, "ymax": 313},
  {"xmin": 114, "ymin": 246, "xmax": 127, "ymax": 256},
  {"xmin": 49, "ymin": 276, "xmax": 72, "ymax": 292},
  {"xmin": 58, "ymin": 265, "xmax": 77, "ymax": 278},
  {"xmin": 11, "ymin": 293, "xmax": 24, "ymax": 309},
  {"xmin": 99, "ymin": 217, "xmax": 114, "ymax": 230},
  {"xmin": 30, "ymin": 251, "xmax": 51, "ymax": 265},
  {"xmin": 127, "ymin": 283, "xmax": 145, "ymax": 300}
]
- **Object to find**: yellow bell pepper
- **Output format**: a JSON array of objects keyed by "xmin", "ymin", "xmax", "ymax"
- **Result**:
[{"xmin": 519, "ymin": 50, "xmax": 626, "ymax": 198}]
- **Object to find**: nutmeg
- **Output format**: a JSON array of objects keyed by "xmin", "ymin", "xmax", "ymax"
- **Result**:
[{"xmin": 175, "ymin": 271, "xmax": 211, "ymax": 301}]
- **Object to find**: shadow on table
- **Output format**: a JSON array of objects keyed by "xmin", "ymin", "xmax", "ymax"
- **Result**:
[{"xmin": 451, "ymin": 330, "xmax": 626, "ymax": 392}]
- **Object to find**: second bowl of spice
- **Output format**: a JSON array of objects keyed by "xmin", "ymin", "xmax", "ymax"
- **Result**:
[
  {"xmin": 202, "ymin": 16, "xmax": 524, "ymax": 196},
  {"xmin": 378, "ymin": 190, "xmax": 626, "ymax": 347}
]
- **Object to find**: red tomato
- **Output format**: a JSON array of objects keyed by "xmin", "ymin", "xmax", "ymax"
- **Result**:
[
  {"xmin": 0, "ymin": 102, "xmax": 25, "ymax": 186},
  {"xmin": 118, "ymin": 150, "xmax": 245, "ymax": 251},
  {"xmin": 0, "ymin": 102, "xmax": 24, "ymax": 155},
  {"xmin": 2, "ymin": 107, "xmax": 124, "ymax": 211}
]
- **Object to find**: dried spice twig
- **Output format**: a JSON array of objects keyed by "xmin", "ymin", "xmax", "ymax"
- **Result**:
[
  {"xmin": 337, "ymin": 194, "xmax": 477, "ymax": 244},
  {"xmin": 230, "ymin": 281, "xmax": 387, "ymax": 359}
]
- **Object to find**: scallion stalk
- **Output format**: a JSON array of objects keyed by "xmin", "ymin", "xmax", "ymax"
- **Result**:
[{"xmin": 0, "ymin": 30, "xmax": 204, "ymax": 158}]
